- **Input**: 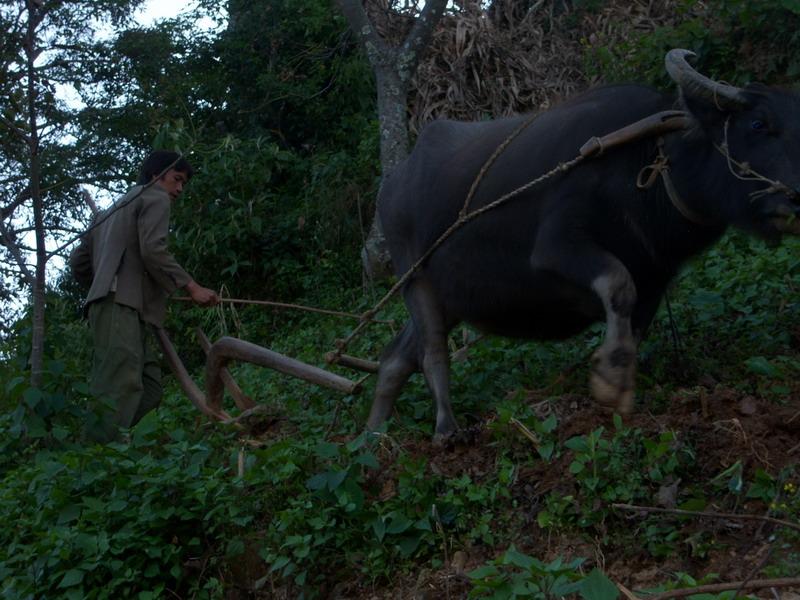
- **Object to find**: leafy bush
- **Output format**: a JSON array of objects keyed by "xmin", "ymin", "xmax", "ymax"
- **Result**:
[
  {"xmin": 468, "ymin": 546, "xmax": 618, "ymax": 600},
  {"xmin": 0, "ymin": 421, "xmax": 246, "ymax": 599}
]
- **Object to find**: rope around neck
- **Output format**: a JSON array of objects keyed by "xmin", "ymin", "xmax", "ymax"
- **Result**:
[{"xmin": 716, "ymin": 118, "xmax": 797, "ymax": 201}]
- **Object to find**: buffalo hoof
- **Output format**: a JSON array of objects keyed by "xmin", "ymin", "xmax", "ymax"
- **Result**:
[
  {"xmin": 590, "ymin": 377, "xmax": 635, "ymax": 414},
  {"xmin": 589, "ymin": 344, "xmax": 636, "ymax": 414}
]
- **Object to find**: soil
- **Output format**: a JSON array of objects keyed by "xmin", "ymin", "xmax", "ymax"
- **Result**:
[{"xmin": 339, "ymin": 385, "xmax": 800, "ymax": 599}]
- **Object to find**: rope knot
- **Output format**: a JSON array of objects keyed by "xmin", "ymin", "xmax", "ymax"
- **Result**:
[
  {"xmin": 738, "ymin": 161, "xmax": 753, "ymax": 176},
  {"xmin": 637, "ymin": 154, "xmax": 669, "ymax": 190}
]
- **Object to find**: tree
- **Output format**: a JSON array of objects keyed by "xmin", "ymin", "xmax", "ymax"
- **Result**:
[
  {"xmin": 0, "ymin": 0, "xmax": 142, "ymax": 386},
  {"xmin": 335, "ymin": 0, "xmax": 449, "ymax": 277}
]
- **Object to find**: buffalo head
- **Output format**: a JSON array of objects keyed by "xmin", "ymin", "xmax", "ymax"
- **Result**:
[{"xmin": 666, "ymin": 49, "xmax": 800, "ymax": 239}]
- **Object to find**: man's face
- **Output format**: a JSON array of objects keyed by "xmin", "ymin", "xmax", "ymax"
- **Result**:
[{"xmin": 155, "ymin": 169, "xmax": 189, "ymax": 200}]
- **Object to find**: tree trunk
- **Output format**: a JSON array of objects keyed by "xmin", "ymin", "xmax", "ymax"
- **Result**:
[
  {"xmin": 25, "ymin": 0, "xmax": 46, "ymax": 388},
  {"xmin": 362, "ymin": 67, "xmax": 411, "ymax": 277},
  {"xmin": 336, "ymin": 0, "xmax": 448, "ymax": 278}
]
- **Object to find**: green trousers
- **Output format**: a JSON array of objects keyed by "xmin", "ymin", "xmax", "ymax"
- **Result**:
[{"xmin": 87, "ymin": 295, "xmax": 162, "ymax": 442}]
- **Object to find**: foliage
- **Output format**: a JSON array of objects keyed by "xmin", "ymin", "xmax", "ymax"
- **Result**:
[
  {"xmin": 468, "ymin": 547, "xmax": 618, "ymax": 600},
  {"xmin": 586, "ymin": 0, "xmax": 800, "ymax": 88},
  {"xmin": 535, "ymin": 417, "xmax": 693, "ymax": 531},
  {"xmin": 0, "ymin": 0, "xmax": 149, "ymax": 339},
  {"xmin": 0, "ymin": 402, "xmax": 246, "ymax": 599}
]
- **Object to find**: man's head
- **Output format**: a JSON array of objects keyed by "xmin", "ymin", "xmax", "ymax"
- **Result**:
[{"xmin": 136, "ymin": 150, "xmax": 194, "ymax": 200}]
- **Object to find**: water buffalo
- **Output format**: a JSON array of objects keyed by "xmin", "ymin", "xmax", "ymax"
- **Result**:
[{"xmin": 369, "ymin": 49, "xmax": 800, "ymax": 439}]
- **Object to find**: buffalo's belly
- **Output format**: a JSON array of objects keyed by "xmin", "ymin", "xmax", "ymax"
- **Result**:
[{"xmin": 433, "ymin": 269, "xmax": 604, "ymax": 340}]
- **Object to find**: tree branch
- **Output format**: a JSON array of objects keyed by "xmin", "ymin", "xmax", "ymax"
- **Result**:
[
  {"xmin": 641, "ymin": 578, "xmax": 800, "ymax": 600},
  {"xmin": 400, "ymin": 0, "xmax": 448, "ymax": 68},
  {"xmin": 1, "ymin": 188, "xmax": 31, "ymax": 220},
  {"xmin": 0, "ymin": 218, "xmax": 35, "ymax": 287},
  {"xmin": 334, "ymin": 0, "xmax": 390, "ymax": 65},
  {"xmin": 612, "ymin": 503, "xmax": 800, "ymax": 532},
  {"xmin": 0, "ymin": 114, "xmax": 30, "ymax": 144}
]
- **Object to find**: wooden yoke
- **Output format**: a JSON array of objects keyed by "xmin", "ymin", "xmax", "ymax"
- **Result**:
[{"xmin": 579, "ymin": 110, "xmax": 690, "ymax": 158}]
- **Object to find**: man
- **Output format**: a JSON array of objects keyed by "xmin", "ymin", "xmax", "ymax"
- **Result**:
[{"xmin": 70, "ymin": 150, "xmax": 219, "ymax": 442}]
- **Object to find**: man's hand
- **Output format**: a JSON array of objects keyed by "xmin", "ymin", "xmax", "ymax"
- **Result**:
[{"xmin": 185, "ymin": 280, "xmax": 220, "ymax": 307}]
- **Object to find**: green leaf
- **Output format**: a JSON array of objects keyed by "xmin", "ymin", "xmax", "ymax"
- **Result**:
[
  {"xmin": 744, "ymin": 356, "xmax": 781, "ymax": 378},
  {"xmin": 537, "ymin": 511, "xmax": 553, "ymax": 528},
  {"xmin": 579, "ymin": 569, "xmax": 619, "ymax": 600},
  {"xmin": 538, "ymin": 442, "xmax": 554, "ymax": 461},
  {"xmin": 354, "ymin": 452, "xmax": 379, "ymax": 469},
  {"xmin": 372, "ymin": 517, "xmax": 386, "ymax": 541},
  {"xmin": 227, "ymin": 537, "xmax": 246, "ymax": 558},
  {"xmin": 58, "ymin": 569, "xmax": 85, "ymax": 588},
  {"xmin": 386, "ymin": 513, "xmax": 413, "ymax": 534},
  {"xmin": 503, "ymin": 546, "xmax": 535, "ymax": 570},
  {"xmin": 270, "ymin": 556, "xmax": 292, "ymax": 573},
  {"xmin": 565, "ymin": 437, "xmax": 589, "ymax": 453},
  {"xmin": 5, "ymin": 376, "xmax": 25, "ymax": 396},
  {"xmin": 314, "ymin": 441, "xmax": 340, "ymax": 459},
  {"xmin": 23, "ymin": 387, "xmax": 43, "ymax": 409},
  {"xmin": 326, "ymin": 469, "xmax": 347, "ymax": 491},
  {"xmin": 57, "ymin": 504, "xmax": 82, "ymax": 525},
  {"xmin": 569, "ymin": 461, "xmax": 586, "ymax": 474},
  {"xmin": 612, "ymin": 413, "xmax": 623, "ymax": 431},
  {"xmin": 541, "ymin": 413, "xmax": 558, "ymax": 433},
  {"xmin": 468, "ymin": 565, "xmax": 500, "ymax": 580},
  {"xmin": 132, "ymin": 411, "xmax": 159, "ymax": 444},
  {"xmin": 780, "ymin": 0, "xmax": 800, "ymax": 16},
  {"xmin": 397, "ymin": 535, "xmax": 421, "ymax": 557},
  {"xmin": 306, "ymin": 473, "xmax": 328, "ymax": 491}
]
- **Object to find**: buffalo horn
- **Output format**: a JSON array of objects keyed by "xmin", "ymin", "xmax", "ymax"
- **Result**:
[{"xmin": 665, "ymin": 49, "xmax": 747, "ymax": 110}]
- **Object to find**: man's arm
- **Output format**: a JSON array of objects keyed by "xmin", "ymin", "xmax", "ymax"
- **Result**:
[{"xmin": 138, "ymin": 187, "xmax": 219, "ymax": 305}]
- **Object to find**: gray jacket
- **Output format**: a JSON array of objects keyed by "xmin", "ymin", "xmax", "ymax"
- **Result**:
[{"xmin": 69, "ymin": 183, "xmax": 192, "ymax": 327}]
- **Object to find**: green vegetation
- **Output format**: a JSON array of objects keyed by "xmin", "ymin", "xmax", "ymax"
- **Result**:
[{"xmin": 1, "ymin": 0, "xmax": 800, "ymax": 597}]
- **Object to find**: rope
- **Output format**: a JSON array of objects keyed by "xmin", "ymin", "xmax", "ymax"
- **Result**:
[
  {"xmin": 333, "ymin": 153, "xmax": 586, "ymax": 357},
  {"xmin": 716, "ymin": 118, "xmax": 797, "ymax": 200},
  {"xmin": 460, "ymin": 112, "xmax": 540, "ymax": 217},
  {"xmin": 173, "ymin": 296, "xmax": 395, "ymax": 325}
]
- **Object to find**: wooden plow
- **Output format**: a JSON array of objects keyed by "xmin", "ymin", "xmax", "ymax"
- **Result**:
[{"xmin": 155, "ymin": 327, "xmax": 379, "ymax": 422}]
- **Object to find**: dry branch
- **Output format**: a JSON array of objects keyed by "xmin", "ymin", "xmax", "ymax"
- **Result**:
[
  {"xmin": 640, "ymin": 578, "xmax": 800, "ymax": 600},
  {"xmin": 612, "ymin": 503, "xmax": 800, "ymax": 532}
]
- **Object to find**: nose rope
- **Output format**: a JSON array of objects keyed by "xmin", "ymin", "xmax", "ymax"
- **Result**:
[{"xmin": 715, "ymin": 118, "xmax": 797, "ymax": 200}]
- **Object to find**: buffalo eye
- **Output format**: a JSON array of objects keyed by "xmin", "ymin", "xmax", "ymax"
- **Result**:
[{"xmin": 750, "ymin": 119, "xmax": 766, "ymax": 130}]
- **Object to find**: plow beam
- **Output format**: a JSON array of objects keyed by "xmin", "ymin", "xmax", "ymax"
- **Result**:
[{"xmin": 205, "ymin": 336, "xmax": 363, "ymax": 414}]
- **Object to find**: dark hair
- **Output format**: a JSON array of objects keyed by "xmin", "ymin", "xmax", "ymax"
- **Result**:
[{"xmin": 136, "ymin": 150, "xmax": 194, "ymax": 184}]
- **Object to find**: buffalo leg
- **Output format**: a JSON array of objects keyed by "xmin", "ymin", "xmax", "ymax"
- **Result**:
[
  {"xmin": 404, "ymin": 279, "xmax": 458, "ymax": 439},
  {"xmin": 367, "ymin": 321, "xmax": 419, "ymax": 431},
  {"xmin": 588, "ymin": 271, "xmax": 637, "ymax": 413},
  {"xmin": 532, "ymin": 243, "xmax": 637, "ymax": 413}
]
